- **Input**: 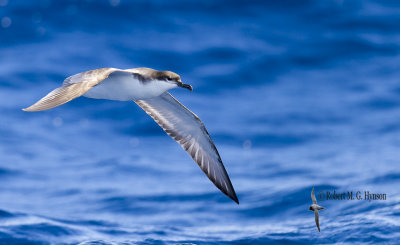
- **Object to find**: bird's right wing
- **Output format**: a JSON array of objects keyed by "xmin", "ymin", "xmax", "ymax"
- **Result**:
[
  {"xmin": 23, "ymin": 68, "xmax": 121, "ymax": 112},
  {"xmin": 314, "ymin": 211, "xmax": 320, "ymax": 232},
  {"xmin": 311, "ymin": 187, "xmax": 317, "ymax": 204},
  {"xmin": 135, "ymin": 92, "xmax": 239, "ymax": 204}
]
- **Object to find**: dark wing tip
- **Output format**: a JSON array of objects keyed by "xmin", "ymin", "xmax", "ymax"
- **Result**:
[
  {"xmin": 230, "ymin": 192, "xmax": 239, "ymax": 204},
  {"xmin": 217, "ymin": 172, "xmax": 239, "ymax": 204},
  {"xmin": 218, "ymin": 182, "xmax": 239, "ymax": 204}
]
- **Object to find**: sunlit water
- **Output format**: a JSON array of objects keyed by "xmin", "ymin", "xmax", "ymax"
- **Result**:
[{"xmin": 1, "ymin": 0, "xmax": 400, "ymax": 244}]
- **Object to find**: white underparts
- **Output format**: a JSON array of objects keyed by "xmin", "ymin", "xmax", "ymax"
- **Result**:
[{"xmin": 83, "ymin": 73, "xmax": 177, "ymax": 101}]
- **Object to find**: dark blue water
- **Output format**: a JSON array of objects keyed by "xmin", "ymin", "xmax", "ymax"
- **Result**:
[{"xmin": 1, "ymin": 0, "xmax": 400, "ymax": 244}]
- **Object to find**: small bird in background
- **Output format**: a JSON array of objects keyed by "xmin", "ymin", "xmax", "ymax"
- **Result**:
[
  {"xmin": 309, "ymin": 187, "xmax": 324, "ymax": 232},
  {"xmin": 23, "ymin": 67, "xmax": 239, "ymax": 204}
]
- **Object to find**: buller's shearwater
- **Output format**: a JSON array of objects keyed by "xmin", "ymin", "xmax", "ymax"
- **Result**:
[
  {"xmin": 23, "ymin": 68, "xmax": 239, "ymax": 204},
  {"xmin": 309, "ymin": 187, "xmax": 325, "ymax": 232}
]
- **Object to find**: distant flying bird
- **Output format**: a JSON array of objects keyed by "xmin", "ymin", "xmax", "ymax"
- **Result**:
[
  {"xmin": 309, "ymin": 187, "xmax": 324, "ymax": 232},
  {"xmin": 23, "ymin": 67, "xmax": 239, "ymax": 204}
]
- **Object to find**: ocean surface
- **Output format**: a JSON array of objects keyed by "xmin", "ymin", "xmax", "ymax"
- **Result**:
[{"xmin": 1, "ymin": 0, "xmax": 400, "ymax": 244}]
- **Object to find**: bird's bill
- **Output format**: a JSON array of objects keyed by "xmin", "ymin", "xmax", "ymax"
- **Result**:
[{"xmin": 178, "ymin": 82, "xmax": 193, "ymax": 91}]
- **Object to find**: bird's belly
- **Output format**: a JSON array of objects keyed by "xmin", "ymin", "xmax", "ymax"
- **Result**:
[{"xmin": 83, "ymin": 75, "xmax": 165, "ymax": 101}]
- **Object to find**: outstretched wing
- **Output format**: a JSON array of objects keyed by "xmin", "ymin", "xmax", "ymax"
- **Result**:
[
  {"xmin": 315, "ymin": 210, "xmax": 320, "ymax": 232},
  {"xmin": 311, "ymin": 187, "xmax": 317, "ymax": 204},
  {"xmin": 23, "ymin": 68, "xmax": 120, "ymax": 112},
  {"xmin": 135, "ymin": 92, "xmax": 239, "ymax": 204}
]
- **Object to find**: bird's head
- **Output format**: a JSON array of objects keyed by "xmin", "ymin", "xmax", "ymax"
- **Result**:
[
  {"xmin": 309, "ymin": 206, "xmax": 313, "ymax": 211},
  {"xmin": 156, "ymin": 71, "xmax": 193, "ymax": 91}
]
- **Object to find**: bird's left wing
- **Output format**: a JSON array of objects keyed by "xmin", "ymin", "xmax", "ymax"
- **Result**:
[
  {"xmin": 311, "ymin": 187, "xmax": 317, "ymax": 204},
  {"xmin": 135, "ymin": 92, "xmax": 239, "ymax": 204}
]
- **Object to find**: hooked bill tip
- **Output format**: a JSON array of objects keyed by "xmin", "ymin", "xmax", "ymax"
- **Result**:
[{"xmin": 180, "ymin": 83, "xmax": 193, "ymax": 91}]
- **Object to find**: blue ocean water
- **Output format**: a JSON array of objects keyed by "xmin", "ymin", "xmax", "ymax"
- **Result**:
[{"xmin": 1, "ymin": 0, "xmax": 400, "ymax": 244}]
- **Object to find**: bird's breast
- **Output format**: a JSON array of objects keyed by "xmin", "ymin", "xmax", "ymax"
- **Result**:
[{"xmin": 83, "ymin": 72, "xmax": 175, "ymax": 101}]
